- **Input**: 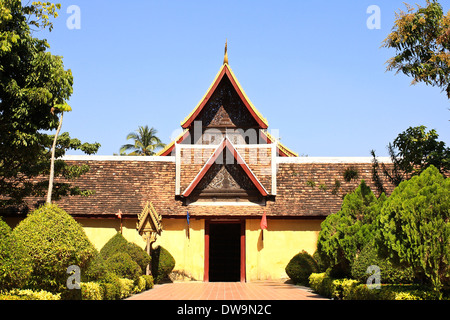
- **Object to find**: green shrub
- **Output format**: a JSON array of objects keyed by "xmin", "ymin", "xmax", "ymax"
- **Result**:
[
  {"xmin": 106, "ymin": 252, "xmax": 142, "ymax": 281},
  {"xmin": 126, "ymin": 242, "xmax": 151, "ymax": 273},
  {"xmin": 308, "ymin": 273, "xmax": 334, "ymax": 298},
  {"xmin": 100, "ymin": 282, "xmax": 119, "ymax": 300},
  {"xmin": 0, "ymin": 289, "xmax": 61, "ymax": 300},
  {"xmin": 100, "ymin": 232, "xmax": 151, "ymax": 274},
  {"xmin": 141, "ymin": 275, "xmax": 154, "ymax": 290},
  {"xmin": 0, "ymin": 217, "xmax": 32, "ymax": 290},
  {"xmin": 313, "ymin": 250, "xmax": 326, "ymax": 272},
  {"xmin": 80, "ymin": 282, "xmax": 103, "ymax": 300},
  {"xmin": 285, "ymin": 251, "xmax": 319, "ymax": 285},
  {"xmin": 11, "ymin": 204, "xmax": 96, "ymax": 292},
  {"xmin": 118, "ymin": 278, "xmax": 134, "ymax": 299},
  {"xmin": 376, "ymin": 166, "xmax": 450, "ymax": 292},
  {"xmin": 331, "ymin": 278, "xmax": 359, "ymax": 300},
  {"xmin": 151, "ymin": 246, "xmax": 175, "ymax": 284},
  {"xmin": 351, "ymin": 241, "xmax": 415, "ymax": 284},
  {"xmin": 133, "ymin": 276, "xmax": 147, "ymax": 294},
  {"xmin": 100, "ymin": 232, "xmax": 129, "ymax": 259},
  {"xmin": 316, "ymin": 181, "xmax": 385, "ymax": 277},
  {"xmin": 82, "ymin": 250, "xmax": 109, "ymax": 282},
  {"xmin": 308, "ymin": 272, "xmax": 446, "ymax": 300},
  {"xmin": 99, "ymin": 272, "xmax": 122, "ymax": 300}
]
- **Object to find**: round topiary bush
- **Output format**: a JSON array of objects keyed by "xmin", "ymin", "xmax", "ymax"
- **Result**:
[
  {"xmin": 151, "ymin": 245, "xmax": 175, "ymax": 284},
  {"xmin": 100, "ymin": 232, "xmax": 151, "ymax": 273},
  {"xmin": 100, "ymin": 232, "xmax": 129, "ymax": 259},
  {"xmin": 12, "ymin": 204, "xmax": 96, "ymax": 292},
  {"xmin": 0, "ymin": 218, "xmax": 32, "ymax": 290},
  {"xmin": 285, "ymin": 251, "xmax": 319, "ymax": 285},
  {"xmin": 105, "ymin": 252, "xmax": 142, "ymax": 281}
]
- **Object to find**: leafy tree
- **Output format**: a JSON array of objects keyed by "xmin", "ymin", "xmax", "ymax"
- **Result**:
[
  {"xmin": 351, "ymin": 241, "xmax": 415, "ymax": 284},
  {"xmin": 0, "ymin": 0, "xmax": 100, "ymax": 208},
  {"xmin": 120, "ymin": 125, "xmax": 165, "ymax": 156},
  {"xmin": 316, "ymin": 181, "xmax": 386, "ymax": 277},
  {"xmin": 371, "ymin": 125, "xmax": 449, "ymax": 194},
  {"xmin": 383, "ymin": 0, "xmax": 450, "ymax": 98},
  {"xmin": 376, "ymin": 166, "xmax": 449, "ymax": 293}
]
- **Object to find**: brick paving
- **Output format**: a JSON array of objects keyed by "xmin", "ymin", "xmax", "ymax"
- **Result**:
[{"xmin": 126, "ymin": 281, "xmax": 328, "ymax": 300}]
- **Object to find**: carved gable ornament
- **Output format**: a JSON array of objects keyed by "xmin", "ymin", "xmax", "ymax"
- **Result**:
[{"xmin": 137, "ymin": 201, "xmax": 162, "ymax": 243}]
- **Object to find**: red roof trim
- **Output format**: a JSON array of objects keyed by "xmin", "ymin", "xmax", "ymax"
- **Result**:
[
  {"xmin": 224, "ymin": 67, "xmax": 268, "ymax": 129},
  {"xmin": 181, "ymin": 65, "xmax": 268, "ymax": 129},
  {"xmin": 182, "ymin": 138, "xmax": 268, "ymax": 197}
]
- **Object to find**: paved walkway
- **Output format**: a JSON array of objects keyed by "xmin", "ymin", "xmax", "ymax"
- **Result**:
[{"xmin": 127, "ymin": 281, "xmax": 328, "ymax": 300}]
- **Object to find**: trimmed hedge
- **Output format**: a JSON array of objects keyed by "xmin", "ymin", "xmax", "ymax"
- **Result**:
[
  {"xmin": 141, "ymin": 275, "xmax": 154, "ymax": 290},
  {"xmin": 100, "ymin": 232, "xmax": 151, "ymax": 276},
  {"xmin": 11, "ymin": 204, "xmax": 96, "ymax": 292},
  {"xmin": 151, "ymin": 246, "xmax": 175, "ymax": 284},
  {"xmin": 0, "ymin": 289, "xmax": 61, "ymax": 300},
  {"xmin": 308, "ymin": 272, "xmax": 447, "ymax": 300},
  {"xmin": 81, "ymin": 282, "xmax": 103, "ymax": 300},
  {"xmin": 285, "ymin": 251, "xmax": 319, "ymax": 285},
  {"xmin": 106, "ymin": 252, "xmax": 142, "ymax": 281},
  {"xmin": 0, "ymin": 218, "xmax": 32, "ymax": 290},
  {"xmin": 65, "ymin": 275, "xmax": 152, "ymax": 300}
]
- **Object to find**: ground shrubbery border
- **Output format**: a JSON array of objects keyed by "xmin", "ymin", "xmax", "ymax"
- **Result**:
[{"xmin": 308, "ymin": 272, "xmax": 447, "ymax": 300}]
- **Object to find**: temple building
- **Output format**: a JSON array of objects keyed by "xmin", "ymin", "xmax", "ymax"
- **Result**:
[{"xmin": 2, "ymin": 45, "xmax": 392, "ymax": 282}]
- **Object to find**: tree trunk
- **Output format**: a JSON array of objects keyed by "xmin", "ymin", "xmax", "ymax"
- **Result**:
[{"xmin": 46, "ymin": 112, "xmax": 63, "ymax": 204}]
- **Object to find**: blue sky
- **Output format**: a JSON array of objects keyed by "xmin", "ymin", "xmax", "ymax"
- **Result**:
[{"xmin": 40, "ymin": 0, "xmax": 449, "ymax": 157}]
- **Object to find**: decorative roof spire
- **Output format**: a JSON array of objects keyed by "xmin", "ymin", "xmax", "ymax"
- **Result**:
[{"xmin": 223, "ymin": 39, "xmax": 228, "ymax": 65}]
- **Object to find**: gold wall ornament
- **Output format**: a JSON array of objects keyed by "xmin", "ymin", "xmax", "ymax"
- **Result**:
[{"xmin": 137, "ymin": 201, "xmax": 162, "ymax": 275}]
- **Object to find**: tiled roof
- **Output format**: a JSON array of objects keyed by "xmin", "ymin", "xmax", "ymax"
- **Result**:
[{"xmin": 1, "ymin": 157, "xmax": 395, "ymax": 219}]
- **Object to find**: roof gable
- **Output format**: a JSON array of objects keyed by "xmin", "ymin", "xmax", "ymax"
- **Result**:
[
  {"xmin": 182, "ymin": 137, "xmax": 268, "ymax": 197},
  {"xmin": 180, "ymin": 64, "xmax": 269, "ymax": 129}
]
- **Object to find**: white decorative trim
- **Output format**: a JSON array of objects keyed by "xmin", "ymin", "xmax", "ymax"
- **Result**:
[
  {"xmin": 276, "ymin": 157, "xmax": 392, "ymax": 164},
  {"xmin": 175, "ymin": 143, "xmax": 181, "ymax": 195},
  {"xmin": 271, "ymin": 142, "xmax": 277, "ymax": 195}
]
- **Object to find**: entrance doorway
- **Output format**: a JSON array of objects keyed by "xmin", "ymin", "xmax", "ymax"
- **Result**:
[{"xmin": 204, "ymin": 220, "xmax": 245, "ymax": 282}]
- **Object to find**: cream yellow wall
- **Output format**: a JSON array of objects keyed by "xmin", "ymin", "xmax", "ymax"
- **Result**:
[
  {"xmin": 154, "ymin": 218, "xmax": 205, "ymax": 281},
  {"xmin": 4, "ymin": 216, "xmax": 147, "ymax": 251},
  {"xmin": 76, "ymin": 218, "xmax": 146, "ymax": 251},
  {"xmin": 245, "ymin": 218, "xmax": 322, "ymax": 281}
]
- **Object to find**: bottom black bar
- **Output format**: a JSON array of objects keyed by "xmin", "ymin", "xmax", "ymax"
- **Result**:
[{"xmin": 2, "ymin": 300, "xmax": 448, "ymax": 318}]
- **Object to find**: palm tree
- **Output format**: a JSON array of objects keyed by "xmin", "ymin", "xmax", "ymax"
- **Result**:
[{"xmin": 120, "ymin": 126, "xmax": 165, "ymax": 156}]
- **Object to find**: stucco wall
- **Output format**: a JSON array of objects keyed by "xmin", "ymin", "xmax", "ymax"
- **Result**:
[
  {"xmin": 154, "ymin": 218, "xmax": 205, "ymax": 281},
  {"xmin": 245, "ymin": 218, "xmax": 322, "ymax": 281},
  {"xmin": 75, "ymin": 218, "xmax": 146, "ymax": 251}
]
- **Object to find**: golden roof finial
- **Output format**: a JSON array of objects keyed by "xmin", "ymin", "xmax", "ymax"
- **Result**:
[{"xmin": 223, "ymin": 39, "xmax": 228, "ymax": 65}]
